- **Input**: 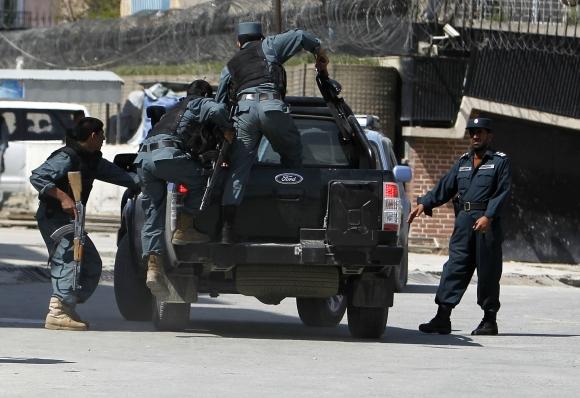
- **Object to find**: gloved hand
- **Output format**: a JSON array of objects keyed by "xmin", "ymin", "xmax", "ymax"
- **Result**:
[{"xmin": 315, "ymin": 48, "xmax": 329, "ymax": 74}]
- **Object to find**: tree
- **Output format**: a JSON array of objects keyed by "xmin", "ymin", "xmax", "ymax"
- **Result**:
[{"xmin": 85, "ymin": 0, "xmax": 120, "ymax": 19}]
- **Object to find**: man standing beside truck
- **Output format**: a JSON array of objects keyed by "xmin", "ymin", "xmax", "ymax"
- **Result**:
[
  {"xmin": 408, "ymin": 117, "xmax": 511, "ymax": 336},
  {"xmin": 215, "ymin": 22, "xmax": 330, "ymax": 244},
  {"xmin": 135, "ymin": 79, "xmax": 233, "ymax": 299},
  {"xmin": 30, "ymin": 117, "xmax": 140, "ymax": 331}
]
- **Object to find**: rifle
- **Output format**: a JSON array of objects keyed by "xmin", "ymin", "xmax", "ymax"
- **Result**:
[
  {"xmin": 199, "ymin": 136, "xmax": 232, "ymax": 211},
  {"xmin": 50, "ymin": 171, "xmax": 85, "ymax": 292}
]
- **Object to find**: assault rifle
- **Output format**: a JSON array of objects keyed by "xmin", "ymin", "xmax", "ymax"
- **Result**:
[
  {"xmin": 199, "ymin": 132, "xmax": 233, "ymax": 211},
  {"xmin": 49, "ymin": 171, "xmax": 85, "ymax": 292}
]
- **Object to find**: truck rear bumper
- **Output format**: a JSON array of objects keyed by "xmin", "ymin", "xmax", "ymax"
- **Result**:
[{"xmin": 174, "ymin": 241, "xmax": 403, "ymax": 267}]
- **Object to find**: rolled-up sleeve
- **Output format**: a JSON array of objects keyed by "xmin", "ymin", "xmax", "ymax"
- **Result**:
[
  {"xmin": 29, "ymin": 152, "xmax": 70, "ymax": 198},
  {"xmin": 267, "ymin": 29, "xmax": 321, "ymax": 64},
  {"xmin": 189, "ymin": 98, "xmax": 232, "ymax": 130},
  {"xmin": 95, "ymin": 159, "xmax": 140, "ymax": 190}
]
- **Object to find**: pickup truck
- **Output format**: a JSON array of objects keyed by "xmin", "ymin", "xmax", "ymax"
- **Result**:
[{"xmin": 113, "ymin": 74, "xmax": 412, "ymax": 339}]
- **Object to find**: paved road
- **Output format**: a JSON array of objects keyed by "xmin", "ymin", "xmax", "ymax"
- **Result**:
[
  {"xmin": 1, "ymin": 226, "xmax": 579, "ymax": 396},
  {"xmin": 1, "ymin": 281, "xmax": 579, "ymax": 397}
]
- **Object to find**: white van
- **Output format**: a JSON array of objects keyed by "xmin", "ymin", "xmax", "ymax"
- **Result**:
[{"xmin": 0, "ymin": 101, "xmax": 89, "ymax": 197}]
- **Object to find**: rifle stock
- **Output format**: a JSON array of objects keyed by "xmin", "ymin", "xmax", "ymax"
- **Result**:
[
  {"xmin": 67, "ymin": 171, "xmax": 85, "ymax": 290},
  {"xmin": 68, "ymin": 171, "xmax": 83, "ymax": 262}
]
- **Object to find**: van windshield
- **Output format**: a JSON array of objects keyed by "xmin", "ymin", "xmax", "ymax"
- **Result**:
[
  {"xmin": 257, "ymin": 117, "xmax": 351, "ymax": 167},
  {"xmin": 0, "ymin": 109, "xmax": 82, "ymax": 141}
]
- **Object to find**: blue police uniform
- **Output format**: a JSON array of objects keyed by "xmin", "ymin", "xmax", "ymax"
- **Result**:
[
  {"xmin": 30, "ymin": 149, "xmax": 139, "ymax": 307},
  {"xmin": 418, "ymin": 147, "xmax": 511, "ymax": 312},
  {"xmin": 216, "ymin": 28, "xmax": 323, "ymax": 206},
  {"xmin": 134, "ymin": 96, "xmax": 231, "ymax": 257}
]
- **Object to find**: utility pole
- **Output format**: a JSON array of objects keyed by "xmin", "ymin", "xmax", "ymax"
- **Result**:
[{"xmin": 272, "ymin": 0, "xmax": 282, "ymax": 33}]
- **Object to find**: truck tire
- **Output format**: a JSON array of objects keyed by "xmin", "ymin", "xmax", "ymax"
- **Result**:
[
  {"xmin": 296, "ymin": 295, "xmax": 347, "ymax": 327},
  {"xmin": 152, "ymin": 299, "xmax": 190, "ymax": 331},
  {"xmin": 395, "ymin": 247, "xmax": 409, "ymax": 293},
  {"xmin": 347, "ymin": 304, "xmax": 388, "ymax": 339},
  {"xmin": 114, "ymin": 235, "xmax": 153, "ymax": 321}
]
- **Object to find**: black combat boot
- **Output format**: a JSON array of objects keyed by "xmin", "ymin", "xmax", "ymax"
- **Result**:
[
  {"xmin": 419, "ymin": 305, "xmax": 452, "ymax": 334},
  {"xmin": 220, "ymin": 205, "xmax": 237, "ymax": 244},
  {"xmin": 471, "ymin": 311, "xmax": 498, "ymax": 335}
]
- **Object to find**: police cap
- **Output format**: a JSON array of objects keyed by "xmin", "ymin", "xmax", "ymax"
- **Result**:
[
  {"xmin": 466, "ymin": 117, "xmax": 493, "ymax": 131},
  {"xmin": 238, "ymin": 22, "xmax": 263, "ymax": 38}
]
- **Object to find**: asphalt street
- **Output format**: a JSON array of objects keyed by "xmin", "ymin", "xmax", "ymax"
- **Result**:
[
  {"xmin": 1, "ymin": 227, "xmax": 579, "ymax": 397},
  {"xmin": 1, "ymin": 281, "xmax": 579, "ymax": 397}
]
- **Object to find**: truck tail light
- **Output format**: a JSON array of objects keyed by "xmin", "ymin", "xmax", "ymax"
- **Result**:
[
  {"xmin": 383, "ymin": 182, "xmax": 401, "ymax": 232},
  {"xmin": 178, "ymin": 184, "xmax": 188, "ymax": 194}
]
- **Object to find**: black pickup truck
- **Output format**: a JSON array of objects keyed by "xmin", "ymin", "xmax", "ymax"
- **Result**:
[{"xmin": 113, "ymin": 75, "xmax": 412, "ymax": 339}]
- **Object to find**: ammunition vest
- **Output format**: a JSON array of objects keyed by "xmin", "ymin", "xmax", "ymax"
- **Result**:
[
  {"xmin": 43, "ymin": 145, "xmax": 101, "ymax": 213},
  {"xmin": 227, "ymin": 41, "xmax": 287, "ymax": 97}
]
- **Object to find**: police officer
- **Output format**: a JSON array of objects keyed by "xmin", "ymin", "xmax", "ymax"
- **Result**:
[
  {"xmin": 30, "ymin": 117, "xmax": 140, "ymax": 331},
  {"xmin": 135, "ymin": 79, "xmax": 233, "ymax": 298},
  {"xmin": 408, "ymin": 117, "xmax": 511, "ymax": 335},
  {"xmin": 216, "ymin": 22, "xmax": 329, "ymax": 243}
]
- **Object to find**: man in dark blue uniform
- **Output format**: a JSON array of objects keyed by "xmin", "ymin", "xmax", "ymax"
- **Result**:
[
  {"xmin": 408, "ymin": 117, "xmax": 511, "ymax": 335},
  {"xmin": 30, "ymin": 117, "xmax": 140, "ymax": 331},
  {"xmin": 135, "ymin": 80, "xmax": 233, "ymax": 298},
  {"xmin": 216, "ymin": 21, "xmax": 329, "ymax": 243}
]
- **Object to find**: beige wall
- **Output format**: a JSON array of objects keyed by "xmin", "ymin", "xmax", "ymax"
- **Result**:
[{"xmin": 23, "ymin": 0, "xmax": 59, "ymax": 27}]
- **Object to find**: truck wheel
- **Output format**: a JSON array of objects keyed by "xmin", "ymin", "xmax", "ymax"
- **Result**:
[
  {"xmin": 296, "ymin": 295, "xmax": 347, "ymax": 327},
  {"xmin": 114, "ymin": 235, "xmax": 153, "ymax": 321},
  {"xmin": 347, "ymin": 304, "xmax": 388, "ymax": 339},
  {"xmin": 395, "ymin": 247, "xmax": 409, "ymax": 293},
  {"xmin": 152, "ymin": 299, "xmax": 190, "ymax": 331}
]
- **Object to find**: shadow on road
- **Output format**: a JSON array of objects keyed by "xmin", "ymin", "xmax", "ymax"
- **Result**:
[
  {"xmin": 0, "ymin": 357, "xmax": 74, "ymax": 365},
  {"xmin": 400, "ymin": 284, "xmax": 439, "ymax": 294},
  {"xmin": 0, "ymin": 243, "xmax": 46, "ymax": 262}
]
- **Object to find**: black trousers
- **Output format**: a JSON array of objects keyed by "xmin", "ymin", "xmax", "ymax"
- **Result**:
[{"xmin": 435, "ymin": 211, "xmax": 503, "ymax": 312}]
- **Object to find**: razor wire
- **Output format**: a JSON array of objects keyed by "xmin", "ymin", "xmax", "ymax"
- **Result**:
[{"xmin": 0, "ymin": 0, "xmax": 577, "ymax": 70}]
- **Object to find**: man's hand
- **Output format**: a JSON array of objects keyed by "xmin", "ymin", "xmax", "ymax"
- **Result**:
[
  {"xmin": 473, "ymin": 216, "xmax": 491, "ymax": 232},
  {"xmin": 47, "ymin": 187, "xmax": 76, "ymax": 218},
  {"xmin": 223, "ymin": 129, "xmax": 235, "ymax": 144},
  {"xmin": 315, "ymin": 48, "xmax": 329, "ymax": 73},
  {"xmin": 407, "ymin": 204, "xmax": 424, "ymax": 224},
  {"xmin": 59, "ymin": 195, "xmax": 76, "ymax": 218}
]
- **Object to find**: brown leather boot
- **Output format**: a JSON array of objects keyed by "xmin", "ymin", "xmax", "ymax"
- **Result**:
[
  {"xmin": 171, "ymin": 212, "xmax": 210, "ymax": 245},
  {"xmin": 146, "ymin": 254, "xmax": 170, "ymax": 298},
  {"xmin": 45, "ymin": 297, "xmax": 88, "ymax": 331}
]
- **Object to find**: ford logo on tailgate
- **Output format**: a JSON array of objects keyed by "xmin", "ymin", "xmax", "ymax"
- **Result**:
[{"xmin": 275, "ymin": 173, "xmax": 303, "ymax": 184}]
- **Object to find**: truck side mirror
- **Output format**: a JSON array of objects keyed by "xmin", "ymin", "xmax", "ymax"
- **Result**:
[{"xmin": 393, "ymin": 165, "xmax": 412, "ymax": 183}]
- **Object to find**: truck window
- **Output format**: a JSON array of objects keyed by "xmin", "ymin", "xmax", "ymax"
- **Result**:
[
  {"xmin": 257, "ymin": 117, "xmax": 351, "ymax": 167},
  {"xmin": 6, "ymin": 110, "xmax": 77, "ymax": 141},
  {"xmin": 0, "ymin": 112, "xmax": 16, "ymax": 138}
]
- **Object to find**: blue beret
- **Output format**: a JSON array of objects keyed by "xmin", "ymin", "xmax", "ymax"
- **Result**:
[
  {"xmin": 238, "ymin": 22, "xmax": 263, "ymax": 37},
  {"xmin": 466, "ymin": 117, "xmax": 493, "ymax": 131}
]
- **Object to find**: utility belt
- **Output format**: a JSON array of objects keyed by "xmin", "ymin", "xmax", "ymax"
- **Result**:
[
  {"xmin": 237, "ymin": 92, "xmax": 282, "ymax": 102},
  {"xmin": 456, "ymin": 200, "xmax": 488, "ymax": 212},
  {"xmin": 139, "ymin": 140, "xmax": 181, "ymax": 153}
]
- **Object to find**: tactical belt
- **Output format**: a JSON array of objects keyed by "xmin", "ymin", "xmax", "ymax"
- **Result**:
[
  {"xmin": 461, "ymin": 201, "xmax": 487, "ymax": 211},
  {"xmin": 238, "ymin": 92, "xmax": 282, "ymax": 102},
  {"xmin": 139, "ymin": 140, "xmax": 180, "ymax": 152}
]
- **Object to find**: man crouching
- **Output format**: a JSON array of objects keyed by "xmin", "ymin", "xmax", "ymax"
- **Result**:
[{"xmin": 30, "ymin": 117, "xmax": 140, "ymax": 330}]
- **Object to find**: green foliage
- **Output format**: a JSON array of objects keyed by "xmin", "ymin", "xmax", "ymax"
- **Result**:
[
  {"xmin": 112, "ymin": 61, "xmax": 226, "ymax": 76},
  {"xmin": 113, "ymin": 53, "xmax": 380, "ymax": 76},
  {"xmin": 85, "ymin": 0, "xmax": 120, "ymax": 20}
]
